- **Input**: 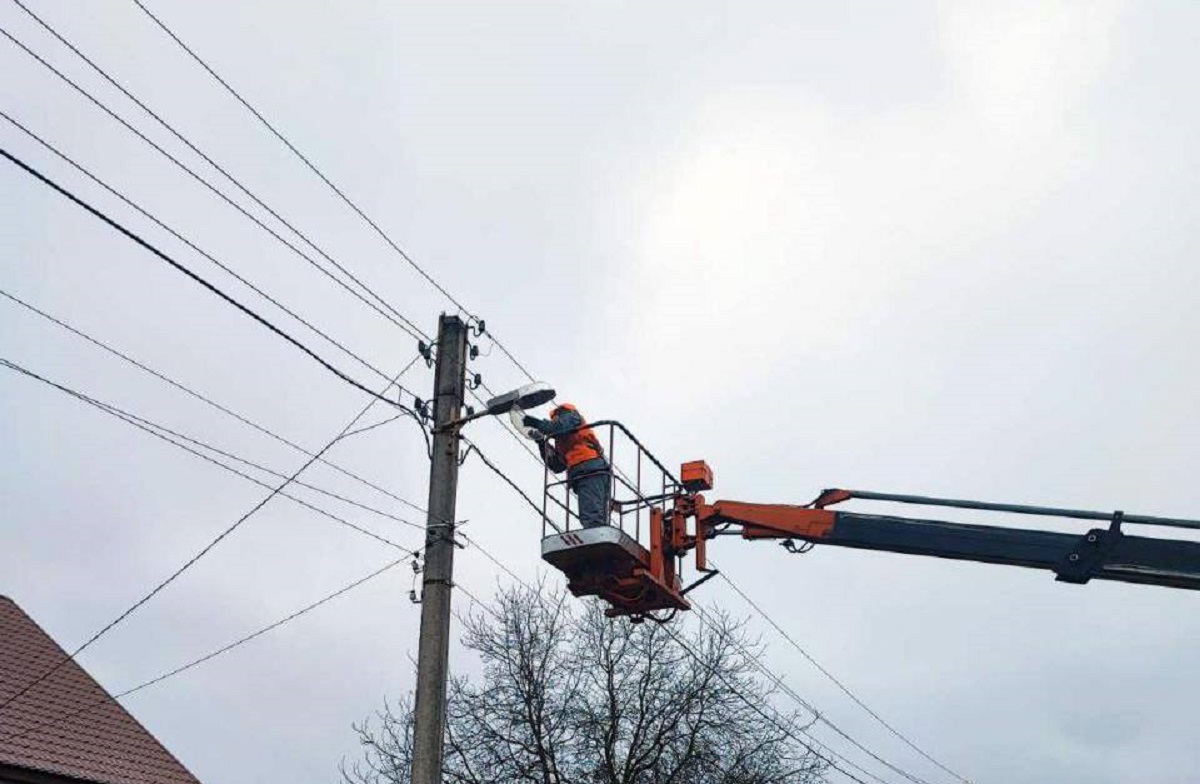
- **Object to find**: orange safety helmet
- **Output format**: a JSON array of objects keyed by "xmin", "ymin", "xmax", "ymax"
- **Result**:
[{"xmin": 550, "ymin": 403, "xmax": 604, "ymax": 468}]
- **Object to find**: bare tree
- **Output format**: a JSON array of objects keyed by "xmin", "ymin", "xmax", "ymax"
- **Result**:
[{"xmin": 343, "ymin": 582, "xmax": 825, "ymax": 784}]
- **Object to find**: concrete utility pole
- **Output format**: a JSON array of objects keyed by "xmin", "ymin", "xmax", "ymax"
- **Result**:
[{"xmin": 410, "ymin": 314, "xmax": 468, "ymax": 784}]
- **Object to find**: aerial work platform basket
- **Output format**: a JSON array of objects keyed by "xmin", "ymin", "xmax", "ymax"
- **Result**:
[
  {"xmin": 542, "ymin": 526, "xmax": 689, "ymax": 617},
  {"xmin": 539, "ymin": 421, "xmax": 708, "ymax": 620}
]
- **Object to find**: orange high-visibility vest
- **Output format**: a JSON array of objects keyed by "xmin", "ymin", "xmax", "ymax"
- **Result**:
[{"xmin": 552, "ymin": 404, "xmax": 604, "ymax": 469}]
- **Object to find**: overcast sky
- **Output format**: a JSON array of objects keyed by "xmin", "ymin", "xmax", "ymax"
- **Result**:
[{"xmin": 3, "ymin": 1, "xmax": 1199, "ymax": 783}]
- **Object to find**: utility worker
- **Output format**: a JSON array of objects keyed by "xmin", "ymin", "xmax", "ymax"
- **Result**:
[{"xmin": 519, "ymin": 403, "xmax": 611, "ymax": 528}]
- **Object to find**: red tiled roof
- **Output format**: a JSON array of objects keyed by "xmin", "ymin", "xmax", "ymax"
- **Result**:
[{"xmin": 0, "ymin": 596, "xmax": 200, "ymax": 784}]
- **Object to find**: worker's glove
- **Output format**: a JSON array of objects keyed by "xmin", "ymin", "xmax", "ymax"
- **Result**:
[
  {"xmin": 509, "ymin": 407, "xmax": 542, "ymax": 440},
  {"xmin": 523, "ymin": 418, "xmax": 547, "ymax": 442}
]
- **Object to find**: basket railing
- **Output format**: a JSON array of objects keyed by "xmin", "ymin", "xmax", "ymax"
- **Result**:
[{"xmin": 541, "ymin": 420, "xmax": 681, "ymax": 547}]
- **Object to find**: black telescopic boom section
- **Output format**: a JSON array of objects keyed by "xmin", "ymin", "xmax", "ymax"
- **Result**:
[
  {"xmin": 840, "ymin": 490, "xmax": 1200, "ymax": 532},
  {"xmin": 818, "ymin": 512, "xmax": 1200, "ymax": 591}
]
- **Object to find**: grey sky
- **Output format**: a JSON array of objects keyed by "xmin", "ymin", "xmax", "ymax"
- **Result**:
[{"xmin": 2, "ymin": 1, "xmax": 1198, "ymax": 783}]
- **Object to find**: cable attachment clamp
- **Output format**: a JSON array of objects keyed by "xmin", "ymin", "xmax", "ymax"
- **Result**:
[
  {"xmin": 1056, "ymin": 512, "xmax": 1124, "ymax": 585},
  {"xmin": 411, "ymin": 397, "xmax": 432, "ymax": 423}
]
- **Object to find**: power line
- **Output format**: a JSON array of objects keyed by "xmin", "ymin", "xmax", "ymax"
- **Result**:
[
  {"xmin": 0, "ymin": 110, "xmax": 396, "ymax": 385},
  {"xmin": 712, "ymin": 563, "xmax": 972, "ymax": 784},
  {"xmin": 24, "ymin": 0, "xmax": 560, "ymax": 443},
  {"xmin": 93, "ymin": 389, "xmax": 425, "ymax": 531},
  {"xmin": 451, "ymin": 568, "xmax": 866, "ymax": 783},
  {"xmin": 457, "ymin": 533, "xmax": 531, "ymax": 588},
  {"xmin": 0, "ymin": 355, "xmax": 416, "ymax": 715},
  {"xmin": 471, "ymin": 380, "xmax": 643, "ymax": 500},
  {"xmin": 0, "ymin": 286, "xmax": 457, "ymax": 537},
  {"xmin": 1, "ymin": 554, "xmax": 411, "ymax": 746},
  {"xmin": 481, "ymin": 330, "xmax": 540, "ymax": 389},
  {"xmin": 441, "ymin": 443, "xmax": 898, "ymax": 783},
  {"xmin": 468, "ymin": 384, "xmax": 545, "ymax": 464},
  {"xmin": 130, "ymin": 0, "xmax": 607, "ymax": 455},
  {"xmin": 6, "ymin": 12, "xmax": 963, "ymax": 779},
  {"xmin": 127, "ymin": 0, "xmax": 549, "ymax": 391},
  {"xmin": 0, "ymin": 356, "xmax": 420, "ymax": 553},
  {"xmin": 0, "ymin": 146, "xmax": 417, "ymax": 410},
  {"xmin": 454, "ymin": 398, "xmax": 886, "ymax": 784},
  {"xmin": 656, "ymin": 618, "xmax": 876, "ymax": 784},
  {"xmin": 0, "ymin": 25, "xmax": 425, "ymax": 343},
  {"xmin": 0, "ymin": 284, "xmax": 429, "ymax": 518},
  {"xmin": 445, "ymin": 353, "xmax": 953, "ymax": 781},
  {"xmin": 463, "ymin": 384, "xmax": 950, "ymax": 781},
  {"xmin": 460, "ymin": 435, "xmax": 561, "ymax": 534},
  {"xmin": 451, "ymin": 533, "xmax": 878, "ymax": 784},
  {"xmin": 464, "ymin": 400, "xmax": 959, "ymax": 780},
  {"xmin": 446, "ymin": 435, "xmax": 951, "ymax": 784},
  {"xmin": 688, "ymin": 600, "xmax": 929, "ymax": 784},
  {"xmin": 8, "ymin": 0, "xmax": 429, "ymax": 342},
  {"xmin": 467, "ymin": 549, "xmax": 888, "ymax": 784},
  {"xmin": 128, "ymin": 0, "xmax": 471, "ymax": 318}
]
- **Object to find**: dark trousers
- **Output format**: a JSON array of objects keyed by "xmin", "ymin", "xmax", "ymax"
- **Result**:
[{"xmin": 570, "ymin": 465, "xmax": 611, "ymax": 528}]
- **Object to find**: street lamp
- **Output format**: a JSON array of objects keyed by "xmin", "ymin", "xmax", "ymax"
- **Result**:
[
  {"xmin": 484, "ymin": 382, "xmax": 556, "ymax": 415},
  {"xmin": 438, "ymin": 381, "xmax": 556, "ymax": 432}
]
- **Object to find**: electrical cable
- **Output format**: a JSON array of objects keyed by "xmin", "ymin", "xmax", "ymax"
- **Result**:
[
  {"xmin": 451, "ymin": 535, "xmax": 881, "ymax": 784},
  {"xmin": 5, "ymin": 12, "xmax": 967, "ymax": 777},
  {"xmin": 0, "ymin": 287, "xmax": 466, "ymax": 542},
  {"xmin": 470, "ymin": 387, "xmax": 961, "ymax": 779},
  {"xmin": 340, "ymin": 413, "xmax": 404, "ymax": 441},
  {"xmin": 457, "ymin": 533, "xmax": 529, "ymax": 588},
  {"xmin": 128, "ymin": 0, "xmax": 470, "ymax": 319},
  {"xmin": 460, "ymin": 436, "xmax": 561, "ymax": 534},
  {"xmin": 125, "ymin": 0, "xmax": 618, "ymax": 455},
  {"xmin": 0, "ymin": 357, "xmax": 420, "ymax": 552},
  {"xmin": 0, "ymin": 111, "xmax": 396, "ymax": 385},
  {"xmin": 0, "ymin": 356, "xmax": 416, "ymax": 715},
  {"xmin": 656, "ymin": 619, "xmax": 877, "ymax": 784},
  {"xmin": 0, "ymin": 285, "xmax": 429, "ymax": 518},
  {"xmin": 447, "ymin": 439, "xmax": 948, "ymax": 784},
  {"xmin": 711, "ymin": 562, "xmax": 972, "ymax": 784},
  {"xmin": 457, "ymin": 387, "xmax": 954, "ymax": 781},
  {"xmin": 0, "ymin": 302, "xmax": 423, "ymax": 531},
  {"xmin": 0, "ymin": 554, "xmax": 412, "ymax": 746},
  {"xmin": 0, "ymin": 146, "xmax": 419, "ymax": 410},
  {"xmin": 688, "ymin": 599, "xmax": 932, "ymax": 784},
  {"xmin": 93, "ymin": 394, "xmax": 423, "ymax": 530},
  {"xmin": 127, "ymin": 0, "xmax": 553, "ymax": 393},
  {"xmin": 8, "ymin": 0, "xmax": 429, "ymax": 341},
  {"xmin": 471, "ymin": 381, "xmax": 645, "ymax": 502},
  {"xmin": 0, "ymin": 25, "xmax": 425, "ymax": 343},
  {"xmin": 468, "ymin": 384, "xmax": 544, "ymax": 464}
]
